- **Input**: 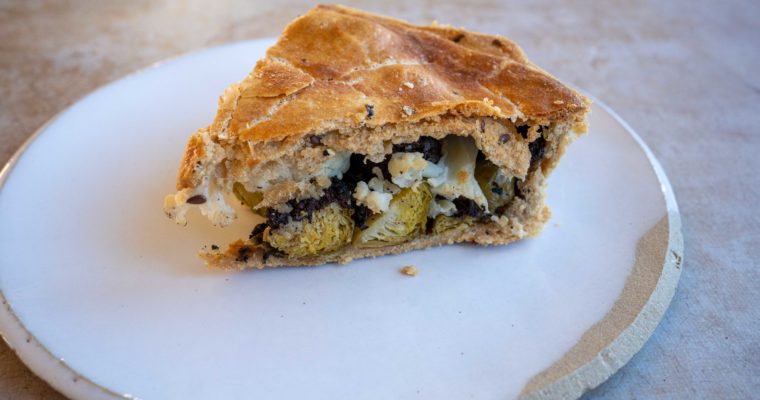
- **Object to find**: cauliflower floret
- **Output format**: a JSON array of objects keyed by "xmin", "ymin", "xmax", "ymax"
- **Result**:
[
  {"xmin": 386, "ymin": 138, "xmax": 487, "ymax": 211},
  {"xmin": 367, "ymin": 176, "xmax": 399, "ymax": 194},
  {"xmin": 353, "ymin": 179, "xmax": 395, "ymax": 214},
  {"xmin": 387, "ymin": 152, "xmax": 444, "ymax": 188},
  {"xmin": 428, "ymin": 198, "xmax": 456, "ymax": 218},
  {"xmin": 429, "ymin": 136, "xmax": 487, "ymax": 208},
  {"xmin": 163, "ymin": 182, "xmax": 236, "ymax": 227},
  {"xmin": 322, "ymin": 151, "xmax": 351, "ymax": 179}
]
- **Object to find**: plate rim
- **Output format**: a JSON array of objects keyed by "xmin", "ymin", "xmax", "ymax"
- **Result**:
[
  {"xmin": 519, "ymin": 95, "xmax": 683, "ymax": 399},
  {"xmin": 0, "ymin": 38, "xmax": 682, "ymax": 400}
]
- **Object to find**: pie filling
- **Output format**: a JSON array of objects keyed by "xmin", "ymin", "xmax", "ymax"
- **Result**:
[
  {"xmin": 163, "ymin": 120, "xmax": 556, "ymax": 263},
  {"xmin": 226, "ymin": 133, "xmax": 548, "ymax": 260}
]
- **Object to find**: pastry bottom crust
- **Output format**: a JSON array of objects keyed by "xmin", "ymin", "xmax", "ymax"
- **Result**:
[{"xmin": 202, "ymin": 206, "xmax": 549, "ymax": 270}]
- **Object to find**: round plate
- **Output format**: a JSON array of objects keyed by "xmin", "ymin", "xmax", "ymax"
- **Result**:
[{"xmin": 0, "ymin": 39, "xmax": 682, "ymax": 400}]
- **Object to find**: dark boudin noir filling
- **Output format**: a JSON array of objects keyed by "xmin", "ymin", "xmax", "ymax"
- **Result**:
[{"xmin": 236, "ymin": 131, "xmax": 547, "ymax": 260}]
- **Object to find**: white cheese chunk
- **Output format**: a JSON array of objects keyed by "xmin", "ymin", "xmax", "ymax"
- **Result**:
[
  {"xmin": 388, "ymin": 152, "xmax": 444, "ymax": 188},
  {"xmin": 353, "ymin": 179, "xmax": 395, "ymax": 214},
  {"xmin": 428, "ymin": 198, "xmax": 456, "ymax": 218},
  {"xmin": 430, "ymin": 136, "xmax": 487, "ymax": 208},
  {"xmin": 163, "ymin": 182, "xmax": 236, "ymax": 227},
  {"xmin": 322, "ymin": 151, "xmax": 351, "ymax": 179}
]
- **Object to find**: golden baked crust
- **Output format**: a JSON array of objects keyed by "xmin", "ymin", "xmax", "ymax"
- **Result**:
[
  {"xmin": 177, "ymin": 4, "xmax": 588, "ymax": 191},
  {"xmin": 167, "ymin": 4, "xmax": 590, "ymax": 270}
]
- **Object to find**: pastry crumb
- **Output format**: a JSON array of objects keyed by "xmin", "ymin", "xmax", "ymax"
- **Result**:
[{"xmin": 400, "ymin": 265, "xmax": 418, "ymax": 276}]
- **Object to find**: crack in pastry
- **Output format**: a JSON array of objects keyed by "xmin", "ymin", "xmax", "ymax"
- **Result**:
[{"xmin": 163, "ymin": 5, "xmax": 590, "ymax": 270}]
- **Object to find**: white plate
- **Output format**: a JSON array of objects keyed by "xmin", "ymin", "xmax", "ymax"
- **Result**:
[{"xmin": 0, "ymin": 39, "xmax": 681, "ymax": 400}]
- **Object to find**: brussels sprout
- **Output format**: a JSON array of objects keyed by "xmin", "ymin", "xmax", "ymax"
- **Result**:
[
  {"xmin": 354, "ymin": 183, "xmax": 432, "ymax": 248},
  {"xmin": 266, "ymin": 203, "xmax": 354, "ymax": 257},
  {"xmin": 474, "ymin": 159, "xmax": 515, "ymax": 213},
  {"xmin": 431, "ymin": 215, "xmax": 474, "ymax": 234},
  {"xmin": 233, "ymin": 182, "xmax": 264, "ymax": 214}
]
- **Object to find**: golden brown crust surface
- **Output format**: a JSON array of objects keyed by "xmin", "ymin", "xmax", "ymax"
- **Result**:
[{"xmin": 176, "ymin": 4, "xmax": 588, "ymax": 191}]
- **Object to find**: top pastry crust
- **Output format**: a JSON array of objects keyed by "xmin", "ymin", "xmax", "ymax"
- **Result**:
[{"xmin": 176, "ymin": 4, "xmax": 588, "ymax": 191}]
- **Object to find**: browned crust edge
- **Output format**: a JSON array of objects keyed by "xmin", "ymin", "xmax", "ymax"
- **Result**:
[{"xmin": 174, "ymin": 4, "xmax": 590, "ymax": 191}]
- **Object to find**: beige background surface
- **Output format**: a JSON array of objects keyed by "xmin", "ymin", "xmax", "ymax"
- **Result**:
[{"xmin": 1, "ymin": 1, "xmax": 758, "ymax": 398}]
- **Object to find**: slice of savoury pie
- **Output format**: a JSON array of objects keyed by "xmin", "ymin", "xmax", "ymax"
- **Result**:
[{"xmin": 164, "ymin": 4, "xmax": 590, "ymax": 270}]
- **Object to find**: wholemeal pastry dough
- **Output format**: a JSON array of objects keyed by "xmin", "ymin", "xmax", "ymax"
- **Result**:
[{"xmin": 163, "ymin": 4, "xmax": 589, "ymax": 270}]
